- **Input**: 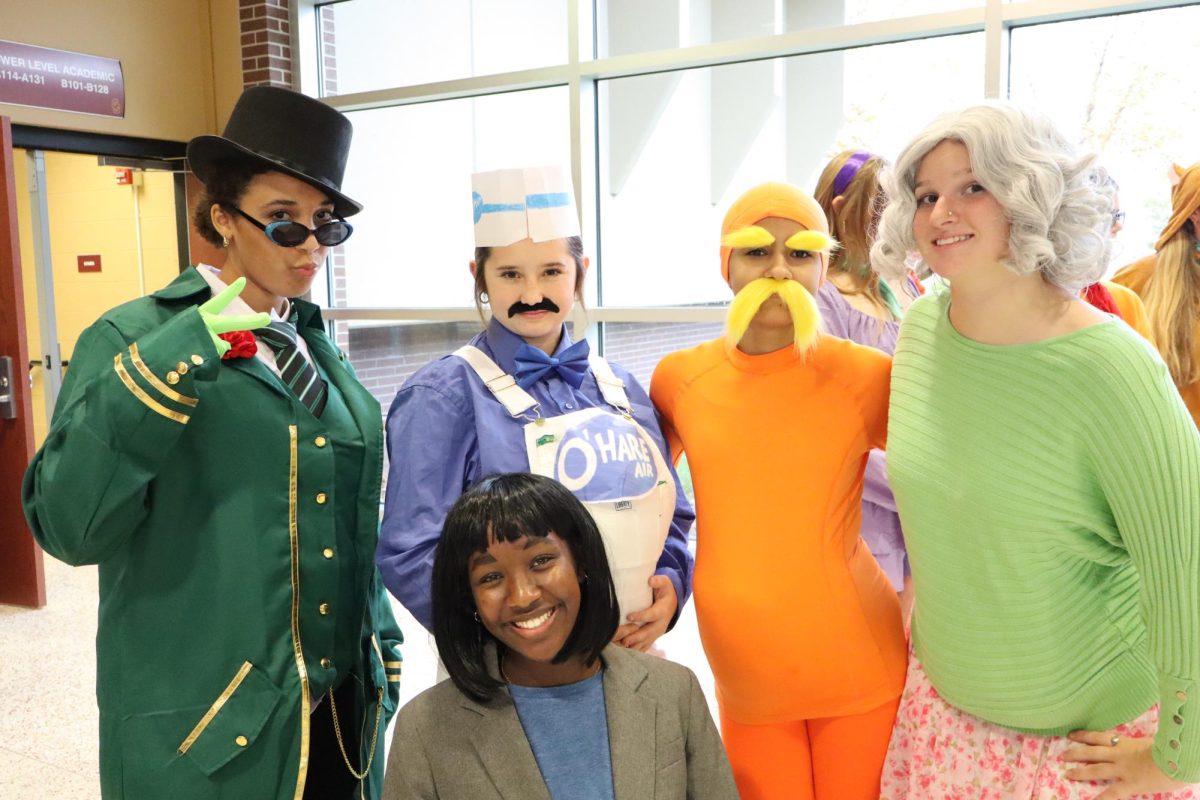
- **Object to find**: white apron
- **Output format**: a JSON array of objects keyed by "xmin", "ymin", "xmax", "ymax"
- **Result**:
[{"xmin": 455, "ymin": 345, "xmax": 676, "ymax": 621}]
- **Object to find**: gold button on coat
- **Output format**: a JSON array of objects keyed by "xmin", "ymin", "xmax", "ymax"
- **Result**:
[
  {"xmin": 314, "ymin": 436, "xmax": 327, "ymax": 447},
  {"xmin": 1175, "ymin": 715, "xmax": 1185, "ymax": 725},
  {"xmin": 176, "ymin": 362, "xmax": 189, "ymax": 375},
  {"xmin": 319, "ymin": 603, "xmax": 330, "ymax": 615},
  {"xmin": 1178, "ymin": 691, "xmax": 1189, "ymax": 701},
  {"xmin": 1169, "ymin": 761, "xmax": 1179, "ymax": 772},
  {"xmin": 315, "ymin": 492, "xmax": 327, "ymax": 505},
  {"xmin": 320, "ymin": 657, "xmax": 332, "ymax": 669},
  {"xmin": 235, "ymin": 735, "xmax": 248, "ymax": 747},
  {"xmin": 322, "ymin": 548, "xmax": 334, "ymax": 559},
  {"xmin": 190, "ymin": 354, "xmax": 204, "ymax": 366},
  {"xmin": 166, "ymin": 371, "xmax": 180, "ymax": 385}
]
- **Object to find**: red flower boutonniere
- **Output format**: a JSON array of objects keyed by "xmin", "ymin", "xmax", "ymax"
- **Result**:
[{"xmin": 218, "ymin": 330, "xmax": 258, "ymax": 360}]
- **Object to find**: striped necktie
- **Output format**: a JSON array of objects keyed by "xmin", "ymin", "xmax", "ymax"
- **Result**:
[{"xmin": 256, "ymin": 317, "xmax": 328, "ymax": 417}]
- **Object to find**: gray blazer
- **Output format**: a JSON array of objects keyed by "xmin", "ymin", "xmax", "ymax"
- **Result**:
[{"xmin": 383, "ymin": 644, "xmax": 739, "ymax": 800}]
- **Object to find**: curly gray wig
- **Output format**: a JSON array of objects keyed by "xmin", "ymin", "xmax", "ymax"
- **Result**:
[{"xmin": 871, "ymin": 103, "xmax": 1111, "ymax": 292}]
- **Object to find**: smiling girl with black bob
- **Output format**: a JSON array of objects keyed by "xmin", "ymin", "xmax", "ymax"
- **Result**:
[
  {"xmin": 434, "ymin": 472, "xmax": 618, "ymax": 702},
  {"xmin": 382, "ymin": 473, "xmax": 737, "ymax": 800}
]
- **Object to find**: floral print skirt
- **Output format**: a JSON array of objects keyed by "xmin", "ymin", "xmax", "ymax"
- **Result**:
[{"xmin": 880, "ymin": 650, "xmax": 1200, "ymax": 799}]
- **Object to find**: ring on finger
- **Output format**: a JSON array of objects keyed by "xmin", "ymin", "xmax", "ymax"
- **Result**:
[{"xmin": 1110, "ymin": 734, "xmax": 1121, "ymax": 747}]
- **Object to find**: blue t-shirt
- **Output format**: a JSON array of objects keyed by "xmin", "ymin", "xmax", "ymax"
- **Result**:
[{"xmin": 508, "ymin": 669, "xmax": 615, "ymax": 800}]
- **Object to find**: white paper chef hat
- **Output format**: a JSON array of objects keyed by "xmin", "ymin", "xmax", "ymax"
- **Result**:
[{"xmin": 471, "ymin": 165, "xmax": 580, "ymax": 248}]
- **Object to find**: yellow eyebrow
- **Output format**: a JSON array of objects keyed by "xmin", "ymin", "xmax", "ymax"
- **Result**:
[
  {"xmin": 784, "ymin": 230, "xmax": 834, "ymax": 253},
  {"xmin": 722, "ymin": 225, "xmax": 776, "ymax": 249}
]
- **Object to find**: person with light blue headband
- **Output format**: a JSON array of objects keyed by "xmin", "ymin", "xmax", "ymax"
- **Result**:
[{"xmin": 377, "ymin": 165, "xmax": 694, "ymax": 653}]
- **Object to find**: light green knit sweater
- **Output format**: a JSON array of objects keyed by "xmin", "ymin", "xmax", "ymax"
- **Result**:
[{"xmin": 890, "ymin": 290, "xmax": 1200, "ymax": 782}]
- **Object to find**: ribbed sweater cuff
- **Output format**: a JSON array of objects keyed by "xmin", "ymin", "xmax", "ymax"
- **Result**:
[{"xmin": 1155, "ymin": 674, "xmax": 1200, "ymax": 783}]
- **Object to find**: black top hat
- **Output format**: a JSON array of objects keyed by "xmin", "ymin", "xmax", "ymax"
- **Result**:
[{"xmin": 187, "ymin": 86, "xmax": 362, "ymax": 217}]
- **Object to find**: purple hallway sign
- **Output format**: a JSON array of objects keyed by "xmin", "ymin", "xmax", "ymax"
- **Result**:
[{"xmin": 0, "ymin": 40, "xmax": 125, "ymax": 118}]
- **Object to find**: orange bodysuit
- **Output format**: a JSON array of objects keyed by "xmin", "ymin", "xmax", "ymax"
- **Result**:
[{"xmin": 651, "ymin": 336, "xmax": 906, "ymax": 723}]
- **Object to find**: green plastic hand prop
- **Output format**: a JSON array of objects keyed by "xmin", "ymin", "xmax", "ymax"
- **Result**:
[{"xmin": 198, "ymin": 277, "xmax": 271, "ymax": 356}]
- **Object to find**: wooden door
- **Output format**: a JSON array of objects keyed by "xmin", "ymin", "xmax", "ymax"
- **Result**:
[{"xmin": 0, "ymin": 116, "xmax": 45, "ymax": 608}]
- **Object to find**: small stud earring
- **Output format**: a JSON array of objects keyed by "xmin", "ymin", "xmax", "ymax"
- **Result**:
[{"xmin": 480, "ymin": 291, "xmax": 489, "ymax": 303}]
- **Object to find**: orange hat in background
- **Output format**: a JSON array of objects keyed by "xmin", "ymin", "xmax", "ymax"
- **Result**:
[
  {"xmin": 720, "ymin": 182, "xmax": 830, "ymax": 282},
  {"xmin": 1156, "ymin": 162, "xmax": 1200, "ymax": 252}
]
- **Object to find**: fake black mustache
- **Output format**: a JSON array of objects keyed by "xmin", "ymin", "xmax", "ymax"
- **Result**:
[{"xmin": 508, "ymin": 299, "xmax": 561, "ymax": 318}]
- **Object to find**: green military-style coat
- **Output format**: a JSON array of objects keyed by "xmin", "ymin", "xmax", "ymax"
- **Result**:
[{"xmin": 23, "ymin": 267, "xmax": 402, "ymax": 800}]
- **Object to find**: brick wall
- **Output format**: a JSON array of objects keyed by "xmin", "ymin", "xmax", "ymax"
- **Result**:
[
  {"xmin": 602, "ymin": 321, "xmax": 723, "ymax": 387},
  {"xmin": 319, "ymin": 4, "xmax": 339, "ymax": 96},
  {"xmin": 329, "ymin": 252, "xmax": 349, "ymax": 351},
  {"xmin": 347, "ymin": 321, "xmax": 486, "ymax": 411},
  {"xmin": 240, "ymin": 0, "xmax": 292, "ymax": 88},
  {"xmin": 315, "ymin": 5, "xmax": 350, "ymax": 350}
]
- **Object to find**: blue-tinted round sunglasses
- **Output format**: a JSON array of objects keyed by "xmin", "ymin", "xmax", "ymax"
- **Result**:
[{"xmin": 233, "ymin": 206, "xmax": 353, "ymax": 247}]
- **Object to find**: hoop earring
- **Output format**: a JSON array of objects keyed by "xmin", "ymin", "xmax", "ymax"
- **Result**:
[
  {"xmin": 473, "ymin": 610, "xmax": 481, "ymax": 623},
  {"xmin": 222, "ymin": 235, "xmax": 229, "ymax": 248}
]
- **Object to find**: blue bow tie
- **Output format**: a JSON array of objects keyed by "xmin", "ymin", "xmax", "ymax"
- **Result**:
[{"xmin": 513, "ymin": 339, "xmax": 591, "ymax": 390}]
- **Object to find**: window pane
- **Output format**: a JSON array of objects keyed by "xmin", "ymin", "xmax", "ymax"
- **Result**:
[
  {"xmin": 843, "ymin": 0, "xmax": 978, "ymax": 24},
  {"xmin": 596, "ymin": 0, "xmax": 981, "ymax": 58},
  {"xmin": 335, "ymin": 87, "xmax": 570, "ymax": 308},
  {"xmin": 317, "ymin": 0, "xmax": 567, "ymax": 95},
  {"xmin": 597, "ymin": 33, "xmax": 984, "ymax": 306},
  {"xmin": 1009, "ymin": 6, "xmax": 1200, "ymax": 269}
]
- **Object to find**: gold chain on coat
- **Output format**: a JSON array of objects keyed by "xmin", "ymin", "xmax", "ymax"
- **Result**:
[{"xmin": 328, "ymin": 687, "xmax": 384, "ymax": 781}]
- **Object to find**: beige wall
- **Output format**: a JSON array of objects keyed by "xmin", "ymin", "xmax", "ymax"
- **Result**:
[
  {"xmin": 1, "ymin": 0, "xmax": 247, "ymax": 141},
  {"xmin": 208, "ymin": 0, "xmax": 247, "ymax": 132},
  {"xmin": 16, "ymin": 150, "xmax": 180, "ymax": 445}
]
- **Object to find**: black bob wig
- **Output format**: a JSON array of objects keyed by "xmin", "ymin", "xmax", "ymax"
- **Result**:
[{"xmin": 431, "ymin": 473, "xmax": 621, "ymax": 703}]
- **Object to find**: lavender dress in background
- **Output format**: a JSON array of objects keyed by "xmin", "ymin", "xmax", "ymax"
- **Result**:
[{"xmin": 816, "ymin": 281, "xmax": 908, "ymax": 591}]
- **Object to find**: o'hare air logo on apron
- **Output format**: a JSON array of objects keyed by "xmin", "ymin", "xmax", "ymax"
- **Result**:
[
  {"xmin": 527, "ymin": 407, "xmax": 674, "ymax": 621},
  {"xmin": 452, "ymin": 345, "xmax": 676, "ymax": 624},
  {"xmin": 553, "ymin": 414, "xmax": 659, "ymax": 499}
]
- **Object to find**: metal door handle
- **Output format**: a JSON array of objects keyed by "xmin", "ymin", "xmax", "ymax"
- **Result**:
[
  {"xmin": 0, "ymin": 356, "xmax": 15, "ymax": 419},
  {"xmin": 28, "ymin": 357, "xmax": 68, "ymax": 369}
]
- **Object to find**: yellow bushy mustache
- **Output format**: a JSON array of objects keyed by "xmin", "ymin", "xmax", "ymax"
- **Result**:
[
  {"xmin": 721, "ymin": 226, "xmax": 835, "ymax": 253},
  {"xmin": 725, "ymin": 277, "xmax": 823, "ymax": 354}
]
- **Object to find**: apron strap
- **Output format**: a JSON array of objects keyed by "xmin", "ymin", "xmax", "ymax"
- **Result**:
[
  {"xmin": 588, "ymin": 354, "xmax": 632, "ymax": 413},
  {"xmin": 452, "ymin": 346, "xmax": 539, "ymax": 417}
]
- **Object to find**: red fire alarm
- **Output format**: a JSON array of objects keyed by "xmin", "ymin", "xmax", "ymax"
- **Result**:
[
  {"xmin": 115, "ymin": 168, "xmax": 133, "ymax": 186},
  {"xmin": 78, "ymin": 254, "xmax": 102, "ymax": 273}
]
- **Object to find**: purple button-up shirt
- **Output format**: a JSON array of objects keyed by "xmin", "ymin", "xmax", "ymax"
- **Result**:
[{"xmin": 378, "ymin": 318, "xmax": 695, "ymax": 630}]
